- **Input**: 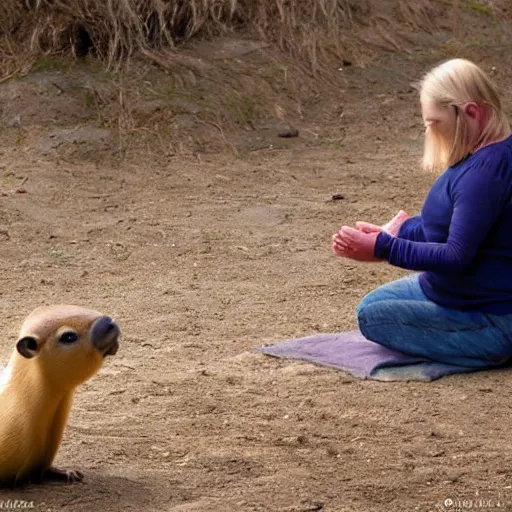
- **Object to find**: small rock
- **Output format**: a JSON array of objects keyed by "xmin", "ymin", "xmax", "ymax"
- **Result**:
[
  {"xmin": 7, "ymin": 115, "xmax": 21, "ymax": 128},
  {"xmin": 278, "ymin": 125, "xmax": 299, "ymax": 138},
  {"xmin": 326, "ymin": 446, "xmax": 339, "ymax": 457},
  {"xmin": 444, "ymin": 469, "xmax": 464, "ymax": 482},
  {"xmin": 279, "ymin": 436, "xmax": 305, "ymax": 446}
]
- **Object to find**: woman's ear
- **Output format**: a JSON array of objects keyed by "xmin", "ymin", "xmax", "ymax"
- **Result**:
[{"xmin": 464, "ymin": 103, "xmax": 480, "ymax": 120}]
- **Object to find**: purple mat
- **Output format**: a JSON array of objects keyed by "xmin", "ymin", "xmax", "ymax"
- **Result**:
[{"xmin": 254, "ymin": 330, "xmax": 484, "ymax": 382}]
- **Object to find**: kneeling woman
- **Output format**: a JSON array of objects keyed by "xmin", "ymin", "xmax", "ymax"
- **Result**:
[{"xmin": 332, "ymin": 58, "xmax": 512, "ymax": 368}]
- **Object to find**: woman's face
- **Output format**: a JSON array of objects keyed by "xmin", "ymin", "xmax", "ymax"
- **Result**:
[{"xmin": 421, "ymin": 97, "xmax": 457, "ymax": 141}]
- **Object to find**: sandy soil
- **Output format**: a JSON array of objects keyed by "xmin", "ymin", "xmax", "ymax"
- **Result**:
[{"xmin": 1, "ymin": 23, "xmax": 512, "ymax": 512}]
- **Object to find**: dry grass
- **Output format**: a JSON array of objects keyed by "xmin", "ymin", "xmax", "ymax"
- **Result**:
[
  {"xmin": 0, "ymin": 0, "xmax": 366, "ymax": 74},
  {"xmin": 0, "ymin": 0, "xmax": 457, "ymax": 78},
  {"xmin": 93, "ymin": 47, "xmax": 327, "ymax": 159},
  {"xmin": 0, "ymin": 0, "xmax": 509, "ymax": 78}
]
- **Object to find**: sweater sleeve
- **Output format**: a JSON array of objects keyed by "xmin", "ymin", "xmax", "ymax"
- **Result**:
[
  {"xmin": 375, "ymin": 154, "xmax": 511, "ymax": 273},
  {"xmin": 397, "ymin": 216, "xmax": 425, "ymax": 241}
]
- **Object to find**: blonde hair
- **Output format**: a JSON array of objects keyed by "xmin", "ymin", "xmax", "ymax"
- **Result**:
[{"xmin": 420, "ymin": 58, "xmax": 511, "ymax": 172}]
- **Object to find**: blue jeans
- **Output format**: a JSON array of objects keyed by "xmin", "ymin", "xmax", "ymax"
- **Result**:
[{"xmin": 356, "ymin": 274, "xmax": 512, "ymax": 367}]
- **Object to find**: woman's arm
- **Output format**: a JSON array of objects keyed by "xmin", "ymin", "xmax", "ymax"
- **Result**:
[
  {"xmin": 376, "ymin": 157, "xmax": 511, "ymax": 272},
  {"xmin": 396, "ymin": 216, "xmax": 426, "ymax": 242}
]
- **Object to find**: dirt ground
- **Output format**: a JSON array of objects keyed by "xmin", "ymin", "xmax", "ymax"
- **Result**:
[{"xmin": 2, "ymin": 12, "xmax": 512, "ymax": 512}]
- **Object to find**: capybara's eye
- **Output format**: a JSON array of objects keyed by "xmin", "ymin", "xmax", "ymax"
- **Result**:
[{"xmin": 59, "ymin": 331, "xmax": 79, "ymax": 344}]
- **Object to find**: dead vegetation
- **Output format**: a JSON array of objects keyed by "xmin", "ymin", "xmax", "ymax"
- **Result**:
[
  {"xmin": 0, "ymin": 0, "xmax": 509, "ymax": 76},
  {"xmin": 0, "ymin": 0, "xmax": 482, "ymax": 76},
  {"xmin": 0, "ymin": 0, "xmax": 373, "ymax": 71}
]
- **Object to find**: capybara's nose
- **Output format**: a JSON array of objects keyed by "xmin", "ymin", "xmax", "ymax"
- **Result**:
[{"xmin": 90, "ymin": 316, "xmax": 120, "ymax": 356}]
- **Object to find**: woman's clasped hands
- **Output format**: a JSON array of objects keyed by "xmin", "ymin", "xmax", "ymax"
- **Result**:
[{"xmin": 332, "ymin": 210, "xmax": 409, "ymax": 262}]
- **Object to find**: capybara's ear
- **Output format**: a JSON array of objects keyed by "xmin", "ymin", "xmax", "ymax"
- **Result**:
[{"xmin": 16, "ymin": 336, "xmax": 39, "ymax": 359}]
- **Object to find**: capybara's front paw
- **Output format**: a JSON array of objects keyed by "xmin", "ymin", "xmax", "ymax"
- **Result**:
[{"xmin": 44, "ymin": 467, "xmax": 84, "ymax": 484}]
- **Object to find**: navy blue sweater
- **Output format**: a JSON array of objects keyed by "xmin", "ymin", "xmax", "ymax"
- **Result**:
[{"xmin": 375, "ymin": 135, "xmax": 512, "ymax": 313}]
